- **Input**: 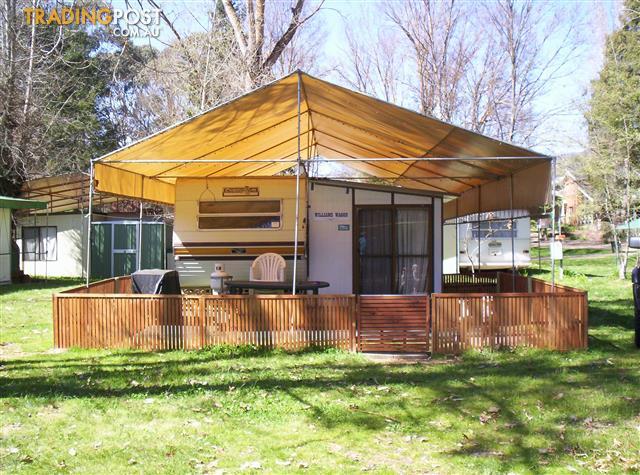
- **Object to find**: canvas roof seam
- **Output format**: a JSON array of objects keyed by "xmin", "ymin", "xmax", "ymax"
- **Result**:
[
  {"xmin": 312, "ymin": 127, "xmax": 428, "ymax": 165},
  {"xmin": 307, "ymin": 109, "xmax": 428, "ymax": 155},
  {"xmin": 299, "ymin": 75, "xmax": 319, "ymax": 159},
  {"xmin": 421, "ymin": 127, "xmax": 456, "ymax": 157}
]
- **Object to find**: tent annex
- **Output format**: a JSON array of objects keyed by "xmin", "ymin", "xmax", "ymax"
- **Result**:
[
  {"xmin": 93, "ymin": 71, "xmax": 551, "ymax": 219},
  {"xmin": 89, "ymin": 71, "xmax": 555, "ymax": 291}
]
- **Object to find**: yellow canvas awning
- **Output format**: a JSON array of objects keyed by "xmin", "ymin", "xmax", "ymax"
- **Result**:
[{"xmin": 94, "ymin": 71, "xmax": 551, "ymax": 218}]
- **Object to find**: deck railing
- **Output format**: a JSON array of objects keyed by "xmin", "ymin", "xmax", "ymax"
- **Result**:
[
  {"xmin": 53, "ymin": 292, "xmax": 356, "ymax": 351},
  {"xmin": 53, "ymin": 275, "xmax": 588, "ymax": 353},
  {"xmin": 442, "ymin": 273, "xmax": 498, "ymax": 293},
  {"xmin": 60, "ymin": 276, "xmax": 133, "ymax": 294},
  {"xmin": 431, "ymin": 291, "xmax": 588, "ymax": 353}
]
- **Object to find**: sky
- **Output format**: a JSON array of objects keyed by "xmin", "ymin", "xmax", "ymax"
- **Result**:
[{"xmin": 111, "ymin": 0, "xmax": 622, "ymax": 157}]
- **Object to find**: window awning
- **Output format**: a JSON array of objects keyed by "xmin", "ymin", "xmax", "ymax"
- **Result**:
[
  {"xmin": 94, "ymin": 71, "xmax": 551, "ymax": 219},
  {"xmin": 0, "ymin": 195, "xmax": 47, "ymax": 210}
]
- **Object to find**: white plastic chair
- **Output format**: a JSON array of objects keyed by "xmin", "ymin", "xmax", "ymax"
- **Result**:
[{"xmin": 249, "ymin": 253, "xmax": 286, "ymax": 282}]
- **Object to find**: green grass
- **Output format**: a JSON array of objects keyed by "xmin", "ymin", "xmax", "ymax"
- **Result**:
[
  {"xmin": 1, "ymin": 256, "xmax": 639, "ymax": 474},
  {"xmin": 529, "ymin": 246, "xmax": 613, "ymax": 259}
]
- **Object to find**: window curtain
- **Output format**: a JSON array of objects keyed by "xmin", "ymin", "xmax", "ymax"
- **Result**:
[
  {"xmin": 44, "ymin": 227, "xmax": 56, "ymax": 260},
  {"xmin": 23, "ymin": 228, "xmax": 38, "ymax": 261},
  {"xmin": 358, "ymin": 209, "xmax": 392, "ymax": 294},
  {"xmin": 396, "ymin": 209, "xmax": 429, "ymax": 294}
]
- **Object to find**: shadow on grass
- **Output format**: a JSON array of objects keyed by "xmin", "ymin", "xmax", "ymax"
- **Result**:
[
  {"xmin": 1, "ymin": 345, "xmax": 639, "ymax": 471},
  {"xmin": 589, "ymin": 299, "xmax": 635, "ymax": 329}
]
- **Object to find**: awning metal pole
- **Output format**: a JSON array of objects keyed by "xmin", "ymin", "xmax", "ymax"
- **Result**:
[
  {"xmin": 510, "ymin": 175, "xmax": 516, "ymax": 291},
  {"xmin": 292, "ymin": 73, "xmax": 302, "ymax": 295},
  {"xmin": 137, "ymin": 201, "xmax": 143, "ymax": 271},
  {"xmin": 551, "ymin": 158, "xmax": 556, "ymax": 290},
  {"xmin": 45, "ymin": 201, "xmax": 49, "ymax": 282},
  {"xmin": 104, "ymin": 156, "xmax": 550, "ymax": 164},
  {"xmin": 477, "ymin": 186, "xmax": 481, "ymax": 275},
  {"xmin": 85, "ymin": 161, "xmax": 95, "ymax": 286}
]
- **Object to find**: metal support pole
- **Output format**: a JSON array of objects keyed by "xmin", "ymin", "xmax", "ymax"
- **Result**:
[
  {"xmin": 33, "ymin": 208, "xmax": 37, "ymax": 279},
  {"xmin": 45, "ymin": 203, "xmax": 49, "ymax": 282},
  {"xmin": 292, "ymin": 72, "xmax": 302, "ymax": 295},
  {"xmin": 551, "ymin": 158, "xmax": 556, "ymax": 290},
  {"xmin": 510, "ymin": 175, "xmax": 516, "ymax": 291},
  {"xmin": 477, "ymin": 186, "xmax": 482, "ymax": 275},
  {"xmin": 85, "ymin": 161, "xmax": 95, "ymax": 286},
  {"xmin": 137, "ymin": 201, "xmax": 143, "ymax": 271},
  {"xmin": 537, "ymin": 219, "xmax": 542, "ymax": 270}
]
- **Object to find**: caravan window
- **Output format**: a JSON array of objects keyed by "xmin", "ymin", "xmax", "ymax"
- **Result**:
[
  {"xmin": 471, "ymin": 220, "xmax": 515, "ymax": 239},
  {"xmin": 198, "ymin": 200, "xmax": 281, "ymax": 230},
  {"xmin": 22, "ymin": 226, "xmax": 57, "ymax": 261}
]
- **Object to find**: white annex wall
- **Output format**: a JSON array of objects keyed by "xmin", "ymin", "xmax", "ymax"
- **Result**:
[
  {"xmin": 442, "ymin": 223, "xmax": 459, "ymax": 274},
  {"xmin": 0, "ymin": 208, "xmax": 11, "ymax": 284},
  {"xmin": 17, "ymin": 214, "xmax": 86, "ymax": 278},
  {"xmin": 308, "ymin": 185, "xmax": 441, "ymax": 294},
  {"xmin": 308, "ymin": 184, "xmax": 353, "ymax": 294}
]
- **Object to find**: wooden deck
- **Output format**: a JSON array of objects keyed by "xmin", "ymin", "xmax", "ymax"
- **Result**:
[{"xmin": 53, "ymin": 274, "xmax": 588, "ymax": 353}]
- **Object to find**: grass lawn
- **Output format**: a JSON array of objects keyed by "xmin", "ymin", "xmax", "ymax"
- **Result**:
[{"xmin": 1, "ymin": 253, "xmax": 639, "ymax": 474}]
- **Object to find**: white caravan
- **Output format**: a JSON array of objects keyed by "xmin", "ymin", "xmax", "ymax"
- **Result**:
[{"xmin": 443, "ymin": 212, "xmax": 531, "ymax": 272}]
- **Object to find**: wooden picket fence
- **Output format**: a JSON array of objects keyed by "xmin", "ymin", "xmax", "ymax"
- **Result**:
[
  {"xmin": 443, "ymin": 273, "xmax": 498, "ymax": 293},
  {"xmin": 357, "ymin": 295, "xmax": 429, "ymax": 353},
  {"xmin": 53, "ymin": 291, "xmax": 356, "ymax": 351},
  {"xmin": 61, "ymin": 276, "xmax": 133, "ymax": 294},
  {"xmin": 52, "ymin": 275, "xmax": 588, "ymax": 353},
  {"xmin": 431, "ymin": 292, "xmax": 588, "ymax": 353}
]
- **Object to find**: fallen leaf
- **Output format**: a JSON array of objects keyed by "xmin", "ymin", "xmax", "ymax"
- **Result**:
[
  {"xmin": 143, "ymin": 398, "xmax": 154, "ymax": 404},
  {"xmin": 68, "ymin": 448, "xmax": 77, "ymax": 456}
]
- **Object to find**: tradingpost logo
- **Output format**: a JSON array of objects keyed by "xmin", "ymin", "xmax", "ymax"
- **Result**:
[{"xmin": 23, "ymin": 4, "xmax": 162, "ymax": 38}]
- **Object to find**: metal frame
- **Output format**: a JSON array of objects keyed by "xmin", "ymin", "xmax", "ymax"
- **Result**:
[{"xmin": 293, "ymin": 72, "xmax": 303, "ymax": 294}]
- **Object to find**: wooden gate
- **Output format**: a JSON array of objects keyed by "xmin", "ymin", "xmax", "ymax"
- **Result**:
[{"xmin": 357, "ymin": 295, "xmax": 430, "ymax": 353}]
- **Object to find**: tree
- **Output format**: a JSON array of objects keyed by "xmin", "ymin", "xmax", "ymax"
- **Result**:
[
  {"xmin": 220, "ymin": 0, "xmax": 323, "ymax": 88},
  {"xmin": 582, "ymin": 0, "xmax": 640, "ymax": 279},
  {"xmin": 337, "ymin": 13, "xmax": 406, "ymax": 105},
  {"xmin": 0, "ymin": 2, "xmax": 148, "ymax": 194},
  {"xmin": 341, "ymin": 0, "xmax": 584, "ymax": 148}
]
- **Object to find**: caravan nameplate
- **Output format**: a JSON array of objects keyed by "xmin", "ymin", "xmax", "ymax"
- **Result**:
[
  {"xmin": 223, "ymin": 186, "xmax": 259, "ymax": 197},
  {"xmin": 312, "ymin": 211, "xmax": 349, "ymax": 221}
]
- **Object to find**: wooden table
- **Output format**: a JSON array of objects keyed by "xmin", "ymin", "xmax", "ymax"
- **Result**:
[{"xmin": 225, "ymin": 280, "xmax": 330, "ymax": 295}]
